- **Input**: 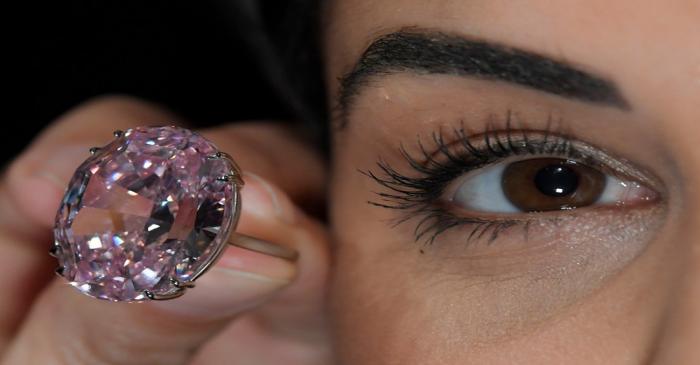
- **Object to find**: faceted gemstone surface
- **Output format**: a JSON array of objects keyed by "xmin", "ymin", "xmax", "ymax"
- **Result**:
[{"xmin": 54, "ymin": 126, "xmax": 237, "ymax": 301}]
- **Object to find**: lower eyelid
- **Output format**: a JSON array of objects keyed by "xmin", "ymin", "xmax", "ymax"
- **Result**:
[
  {"xmin": 427, "ymin": 203, "xmax": 665, "ymax": 259},
  {"xmin": 366, "ymin": 125, "xmax": 666, "ymax": 246},
  {"xmin": 419, "ymin": 197, "xmax": 668, "ymax": 342},
  {"xmin": 429, "ymin": 172, "xmax": 662, "ymax": 246}
]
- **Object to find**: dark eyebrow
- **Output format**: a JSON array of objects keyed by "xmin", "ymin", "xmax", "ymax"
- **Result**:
[{"xmin": 337, "ymin": 30, "xmax": 629, "ymax": 125}]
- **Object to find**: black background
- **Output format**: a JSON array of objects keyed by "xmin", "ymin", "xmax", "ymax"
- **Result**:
[{"xmin": 7, "ymin": 1, "xmax": 303, "ymax": 165}]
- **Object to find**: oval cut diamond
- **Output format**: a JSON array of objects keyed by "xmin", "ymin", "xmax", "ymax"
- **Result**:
[{"xmin": 54, "ymin": 126, "xmax": 237, "ymax": 301}]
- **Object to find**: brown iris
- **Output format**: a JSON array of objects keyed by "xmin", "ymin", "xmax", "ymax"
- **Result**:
[{"xmin": 501, "ymin": 158, "xmax": 606, "ymax": 212}]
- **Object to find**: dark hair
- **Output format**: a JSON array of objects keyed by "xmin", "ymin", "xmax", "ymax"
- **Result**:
[{"xmin": 237, "ymin": 1, "xmax": 327, "ymax": 147}]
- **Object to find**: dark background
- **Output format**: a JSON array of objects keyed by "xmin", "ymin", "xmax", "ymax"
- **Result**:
[{"xmin": 7, "ymin": 1, "xmax": 320, "ymax": 165}]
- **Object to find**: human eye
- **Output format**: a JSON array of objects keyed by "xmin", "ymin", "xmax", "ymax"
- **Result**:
[
  {"xmin": 365, "ymin": 116, "xmax": 663, "ymax": 246},
  {"xmin": 448, "ymin": 146, "xmax": 656, "ymax": 215}
]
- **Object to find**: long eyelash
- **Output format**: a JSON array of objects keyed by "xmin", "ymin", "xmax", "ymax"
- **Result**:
[{"xmin": 361, "ymin": 114, "xmax": 576, "ymax": 246}]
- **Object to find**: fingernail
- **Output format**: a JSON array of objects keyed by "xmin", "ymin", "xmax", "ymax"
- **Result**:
[{"xmin": 241, "ymin": 172, "xmax": 297, "ymax": 223}]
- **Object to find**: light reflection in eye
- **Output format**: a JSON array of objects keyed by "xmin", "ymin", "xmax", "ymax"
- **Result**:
[
  {"xmin": 449, "ymin": 157, "xmax": 657, "ymax": 214},
  {"xmin": 365, "ymin": 126, "xmax": 664, "ymax": 245}
]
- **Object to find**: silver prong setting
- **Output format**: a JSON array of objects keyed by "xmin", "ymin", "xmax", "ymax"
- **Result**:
[
  {"xmin": 217, "ymin": 173, "xmax": 244, "ymax": 186},
  {"xmin": 217, "ymin": 174, "xmax": 233, "ymax": 182},
  {"xmin": 170, "ymin": 277, "xmax": 195, "ymax": 289},
  {"xmin": 49, "ymin": 245, "xmax": 60, "ymax": 258},
  {"xmin": 89, "ymin": 147, "xmax": 101, "ymax": 155},
  {"xmin": 55, "ymin": 267, "xmax": 65, "ymax": 277},
  {"xmin": 209, "ymin": 151, "xmax": 244, "ymax": 186},
  {"xmin": 113, "ymin": 130, "xmax": 124, "ymax": 137},
  {"xmin": 207, "ymin": 151, "xmax": 224, "ymax": 160},
  {"xmin": 143, "ymin": 287, "xmax": 187, "ymax": 301}
]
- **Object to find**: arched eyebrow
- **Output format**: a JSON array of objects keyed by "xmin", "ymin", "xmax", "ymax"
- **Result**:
[{"xmin": 336, "ymin": 30, "xmax": 630, "ymax": 126}]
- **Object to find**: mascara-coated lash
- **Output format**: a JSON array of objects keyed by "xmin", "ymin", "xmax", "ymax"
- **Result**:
[{"xmin": 362, "ymin": 118, "xmax": 639, "ymax": 246}]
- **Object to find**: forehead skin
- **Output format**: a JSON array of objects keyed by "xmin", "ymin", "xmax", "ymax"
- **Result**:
[{"xmin": 323, "ymin": 1, "xmax": 700, "ymax": 364}]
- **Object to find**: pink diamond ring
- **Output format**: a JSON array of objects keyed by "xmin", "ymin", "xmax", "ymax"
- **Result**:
[{"xmin": 52, "ymin": 126, "xmax": 298, "ymax": 302}]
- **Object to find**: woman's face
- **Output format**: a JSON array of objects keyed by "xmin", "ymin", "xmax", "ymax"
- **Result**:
[{"xmin": 323, "ymin": 1, "xmax": 699, "ymax": 363}]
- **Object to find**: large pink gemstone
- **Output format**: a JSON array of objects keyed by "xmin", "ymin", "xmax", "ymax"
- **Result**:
[{"xmin": 54, "ymin": 126, "xmax": 237, "ymax": 301}]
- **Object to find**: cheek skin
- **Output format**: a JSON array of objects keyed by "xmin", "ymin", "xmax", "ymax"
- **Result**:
[
  {"xmin": 329, "ymin": 158, "xmax": 674, "ymax": 365},
  {"xmin": 329, "ymin": 117, "xmax": 675, "ymax": 364},
  {"xmin": 324, "ymin": 0, "xmax": 698, "ymax": 362},
  {"xmin": 416, "ymin": 205, "xmax": 667, "ymax": 339}
]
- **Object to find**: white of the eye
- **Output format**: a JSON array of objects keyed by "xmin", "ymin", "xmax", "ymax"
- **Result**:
[
  {"xmin": 451, "ymin": 163, "xmax": 520, "ymax": 213},
  {"xmin": 597, "ymin": 176, "xmax": 649, "ymax": 205},
  {"xmin": 450, "ymin": 161, "xmax": 650, "ymax": 213}
]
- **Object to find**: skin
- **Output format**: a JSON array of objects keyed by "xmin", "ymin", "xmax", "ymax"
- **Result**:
[
  {"xmin": 0, "ymin": 97, "xmax": 332, "ymax": 364},
  {"xmin": 0, "ymin": 1, "xmax": 698, "ymax": 364},
  {"xmin": 325, "ymin": 0, "xmax": 699, "ymax": 364}
]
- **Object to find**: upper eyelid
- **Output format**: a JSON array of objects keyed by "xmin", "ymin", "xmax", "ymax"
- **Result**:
[
  {"xmin": 419, "ymin": 127, "xmax": 650, "ymax": 179},
  {"xmin": 408, "ymin": 113, "xmax": 562, "ymax": 164},
  {"xmin": 406, "ymin": 126, "xmax": 573, "ymax": 173},
  {"xmin": 391, "ymin": 125, "xmax": 666, "ymax": 208},
  {"xmin": 364, "ymin": 123, "xmax": 666, "ymax": 245},
  {"xmin": 420, "ymin": 129, "xmax": 571, "ymax": 164}
]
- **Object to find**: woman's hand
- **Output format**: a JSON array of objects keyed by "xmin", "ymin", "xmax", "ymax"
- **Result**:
[{"xmin": 0, "ymin": 96, "xmax": 331, "ymax": 365}]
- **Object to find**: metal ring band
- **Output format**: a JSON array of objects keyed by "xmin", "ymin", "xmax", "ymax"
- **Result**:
[{"xmin": 228, "ymin": 232, "xmax": 299, "ymax": 262}]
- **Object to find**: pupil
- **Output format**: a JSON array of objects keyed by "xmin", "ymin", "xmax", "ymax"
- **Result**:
[{"xmin": 533, "ymin": 164, "xmax": 579, "ymax": 197}]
